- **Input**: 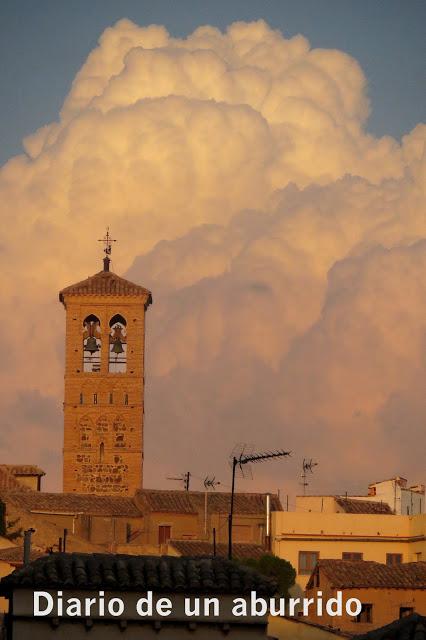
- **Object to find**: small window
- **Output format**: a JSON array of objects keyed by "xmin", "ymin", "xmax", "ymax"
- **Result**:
[
  {"xmin": 109, "ymin": 392, "xmax": 113, "ymax": 404},
  {"xmin": 158, "ymin": 525, "xmax": 171, "ymax": 545},
  {"xmin": 124, "ymin": 393, "xmax": 128, "ymax": 405},
  {"xmin": 400, "ymin": 607, "xmax": 414, "ymax": 618},
  {"xmin": 80, "ymin": 393, "xmax": 84, "ymax": 404},
  {"xmin": 386, "ymin": 553, "xmax": 402, "ymax": 566},
  {"xmin": 99, "ymin": 442, "xmax": 104, "ymax": 463},
  {"xmin": 342, "ymin": 552, "xmax": 363, "ymax": 561},
  {"xmin": 298, "ymin": 551, "xmax": 319, "ymax": 575},
  {"xmin": 93, "ymin": 393, "xmax": 98, "ymax": 405},
  {"xmin": 356, "ymin": 604, "xmax": 373, "ymax": 623}
]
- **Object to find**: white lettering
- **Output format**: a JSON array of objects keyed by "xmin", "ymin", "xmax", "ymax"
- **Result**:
[
  {"xmin": 326, "ymin": 591, "xmax": 342, "ymax": 617},
  {"xmin": 33, "ymin": 592, "xmax": 53, "ymax": 616},
  {"xmin": 108, "ymin": 598, "xmax": 124, "ymax": 617},
  {"xmin": 66, "ymin": 598, "xmax": 81, "ymax": 617},
  {"xmin": 232, "ymin": 598, "xmax": 247, "ymax": 617},
  {"xmin": 136, "ymin": 592, "xmax": 153, "ymax": 617},
  {"xmin": 157, "ymin": 597, "xmax": 172, "ymax": 617},
  {"xmin": 185, "ymin": 597, "xmax": 200, "ymax": 616},
  {"xmin": 250, "ymin": 591, "xmax": 267, "ymax": 616},
  {"xmin": 346, "ymin": 597, "xmax": 362, "ymax": 617}
]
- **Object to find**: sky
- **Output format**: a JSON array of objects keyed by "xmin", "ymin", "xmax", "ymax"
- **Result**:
[{"xmin": 0, "ymin": 2, "xmax": 425, "ymax": 498}]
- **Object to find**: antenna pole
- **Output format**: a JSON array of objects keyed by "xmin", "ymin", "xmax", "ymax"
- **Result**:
[
  {"xmin": 227, "ymin": 449, "xmax": 290, "ymax": 560},
  {"xmin": 228, "ymin": 457, "xmax": 238, "ymax": 560}
]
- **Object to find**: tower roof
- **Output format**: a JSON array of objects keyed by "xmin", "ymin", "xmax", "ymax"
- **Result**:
[{"xmin": 59, "ymin": 269, "xmax": 152, "ymax": 306}]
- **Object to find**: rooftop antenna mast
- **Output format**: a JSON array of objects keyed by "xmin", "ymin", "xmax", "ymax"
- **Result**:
[
  {"xmin": 98, "ymin": 227, "xmax": 117, "ymax": 272},
  {"xmin": 166, "ymin": 471, "xmax": 191, "ymax": 491},
  {"xmin": 203, "ymin": 475, "xmax": 221, "ymax": 538},
  {"xmin": 300, "ymin": 458, "xmax": 318, "ymax": 496},
  {"xmin": 228, "ymin": 443, "xmax": 291, "ymax": 559}
]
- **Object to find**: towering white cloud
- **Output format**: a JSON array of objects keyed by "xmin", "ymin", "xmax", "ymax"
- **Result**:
[{"xmin": 0, "ymin": 19, "xmax": 424, "ymax": 492}]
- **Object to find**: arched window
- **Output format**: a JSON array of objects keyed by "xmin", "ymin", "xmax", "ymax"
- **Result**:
[
  {"xmin": 109, "ymin": 314, "xmax": 127, "ymax": 373},
  {"xmin": 80, "ymin": 393, "xmax": 84, "ymax": 404},
  {"xmin": 99, "ymin": 442, "xmax": 105, "ymax": 463},
  {"xmin": 83, "ymin": 315, "xmax": 101, "ymax": 373}
]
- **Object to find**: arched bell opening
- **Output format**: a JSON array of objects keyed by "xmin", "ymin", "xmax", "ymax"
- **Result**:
[
  {"xmin": 83, "ymin": 315, "xmax": 101, "ymax": 372},
  {"xmin": 109, "ymin": 315, "xmax": 127, "ymax": 373}
]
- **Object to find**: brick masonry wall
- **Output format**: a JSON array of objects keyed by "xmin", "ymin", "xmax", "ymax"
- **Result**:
[{"xmin": 62, "ymin": 295, "xmax": 149, "ymax": 495}]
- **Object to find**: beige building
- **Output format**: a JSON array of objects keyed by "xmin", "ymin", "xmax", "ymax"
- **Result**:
[
  {"xmin": 305, "ymin": 559, "xmax": 426, "ymax": 635},
  {"xmin": 272, "ymin": 508, "xmax": 426, "ymax": 594},
  {"xmin": 0, "ymin": 489, "xmax": 280, "ymax": 554},
  {"xmin": 59, "ymin": 252, "xmax": 152, "ymax": 496}
]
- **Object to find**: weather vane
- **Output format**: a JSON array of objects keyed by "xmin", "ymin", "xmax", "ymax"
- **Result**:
[{"xmin": 98, "ymin": 227, "xmax": 117, "ymax": 271}]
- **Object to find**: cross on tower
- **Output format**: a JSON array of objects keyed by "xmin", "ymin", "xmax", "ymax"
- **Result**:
[{"xmin": 98, "ymin": 227, "xmax": 117, "ymax": 271}]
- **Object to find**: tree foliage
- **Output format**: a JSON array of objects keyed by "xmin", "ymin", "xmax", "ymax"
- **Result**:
[{"xmin": 242, "ymin": 554, "xmax": 296, "ymax": 597}]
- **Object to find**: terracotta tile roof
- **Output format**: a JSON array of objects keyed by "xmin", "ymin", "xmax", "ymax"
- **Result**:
[
  {"xmin": 0, "ymin": 546, "xmax": 44, "ymax": 564},
  {"xmin": 168, "ymin": 540, "xmax": 266, "ymax": 560},
  {"xmin": 353, "ymin": 613, "xmax": 426, "ymax": 639},
  {"xmin": 135, "ymin": 489, "xmax": 282, "ymax": 515},
  {"xmin": 1, "ymin": 465, "xmax": 45, "ymax": 477},
  {"xmin": 0, "ymin": 468, "xmax": 33, "ymax": 492},
  {"xmin": 59, "ymin": 270, "xmax": 152, "ymax": 304},
  {"xmin": 0, "ymin": 553, "xmax": 277, "ymax": 595},
  {"xmin": 1, "ymin": 492, "xmax": 141, "ymax": 517},
  {"xmin": 136, "ymin": 490, "xmax": 197, "ymax": 514},
  {"xmin": 307, "ymin": 559, "xmax": 426, "ymax": 590},
  {"xmin": 335, "ymin": 497, "xmax": 393, "ymax": 514}
]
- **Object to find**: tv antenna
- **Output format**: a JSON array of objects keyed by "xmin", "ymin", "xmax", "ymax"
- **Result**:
[
  {"xmin": 300, "ymin": 458, "xmax": 319, "ymax": 495},
  {"xmin": 203, "ymin": 476, "xmax": 221, "ymax": 491},
  {"xmin": 228, "ymin": 443, "xmax": 291, "ymax": 559},
  {"xmin": 166, "ymin": 471, "xmax": 191, "ymax": 491}
]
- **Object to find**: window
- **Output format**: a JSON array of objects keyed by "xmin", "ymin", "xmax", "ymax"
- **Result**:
[
  {"xmin": 387, "ymin": 553, "xmax": 403, "ymax": 566},
  {"xmin": 342, "ymin": 552, "xmax": 363, "ymax": 561},
  {"xmin": 80, "ymin": 393, "xmax": 84, "ymax": 404},
  {"xmin": 124, "ymin": 393, "xmax": 128, "ymax": 405},
  {"xmin": 356, "ymin": 604, "xmax": 373, "ymax": 624},
  {"xmin": 83, "ymin": 315, "xmax": 101, "ymax": 372},
  {"xmin": 93, "ymin": 393, "xmax": 98, "ymax": 405},
  {"xmin": 109, "ymin": 315, "xmax": 127, "ymax": 373},
  {"xmin": 158, "ymin": 525, "xmax": 171, "ymax": 545},
  {"xmin": 99, "ymin": 442, "xmax": 104, "ymax": 463},
  {"xmin": 109, "ymin": 392, "xmax": 113, "ymax": 405},
  {"xmin": 400, "ymin": 607, "xmax": 414, "ymax": 618},
  {"xmin": 298, "ymin": 551, "xmax": 319, "ymax": 575}
]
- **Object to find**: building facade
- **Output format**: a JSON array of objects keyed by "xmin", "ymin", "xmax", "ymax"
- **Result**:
[
  {"xmin": 305, "ymin": 559, "xmax": 426, "ymax": 635},
  {"xmin": 272, "ymin": 510, "xmax": 426, "ymax": 593},
  {"xmin": 59, "ymin": 257, "xmax": 152, "ymax": 496}
]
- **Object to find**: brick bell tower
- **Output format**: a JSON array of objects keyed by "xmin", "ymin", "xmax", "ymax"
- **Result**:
[{"xmin": 59, "ymin": 230, "xmax": 152, "ymax": 495}]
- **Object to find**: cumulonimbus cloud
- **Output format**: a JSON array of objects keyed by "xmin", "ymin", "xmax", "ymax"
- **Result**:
[{"xmin": 0, "ymin": 19, "xmax": 424, "ymax": 493}]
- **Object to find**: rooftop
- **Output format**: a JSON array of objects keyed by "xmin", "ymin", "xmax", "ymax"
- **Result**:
[
  {"xmin": 135, "ymin": 489, "xmax": 282, "ymax": 515},
  {"xmin": 59, "ymin": 269, "xmax": 152, "ymax": 305},
  {"xmin": 1, "ymin": 465, "xmax": 45, "ymax": 477},
  {"xmin": 0, "ymin": 553, "xmax": 277, "ymax": 595},
  {"xmin": 168, "ymin": 540, "xmax": 266, "ymax": 560},
  {"xmin": 353, "ymin": 613, "xmax": 426, "ymax": 639},
  {"xmin": 335, "ymin": 497, "xmax": 393, "ymax": 515},
  {"xmin": 0, "ymin": 467, "xmax": 33, "ymax": 492},
  {"xmin": 0, "ymin": 546, "xmax": 44, "ymax": 565},
  {"xmin": 307, "ymin": 559, "xmax": 426, "ymax": 590},
  {"xmin": 1, "ymin": 492, "xmax": 141, "ymax": 517}
]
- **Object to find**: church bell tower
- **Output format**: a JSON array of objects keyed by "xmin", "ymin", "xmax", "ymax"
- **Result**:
[{"xmin": 59, "ymin": 230, "xmax": 152, "ymax": 495}]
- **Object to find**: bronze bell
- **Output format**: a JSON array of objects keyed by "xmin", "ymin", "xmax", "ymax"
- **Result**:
[
  {"xmin": 111, "ymin": 339, "xmax": 124, "ymax": 355},
  {"xmin": 85, "ymin": 336, "xmax": 99, "ymax": 353}
]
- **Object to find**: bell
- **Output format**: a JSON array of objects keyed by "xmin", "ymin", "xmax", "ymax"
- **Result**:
[
  {"xmin": 111, "ymin": 339, "xmax": 124, "ymax": 355},
  {"xmin": 85, "ymin": 336, "xmax": 99, "ymax": 353}
]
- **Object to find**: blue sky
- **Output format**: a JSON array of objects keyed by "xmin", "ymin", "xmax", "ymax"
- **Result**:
[{"xmin": 0, "ymin": 0, "xmax": 425, "ymax": 166}]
